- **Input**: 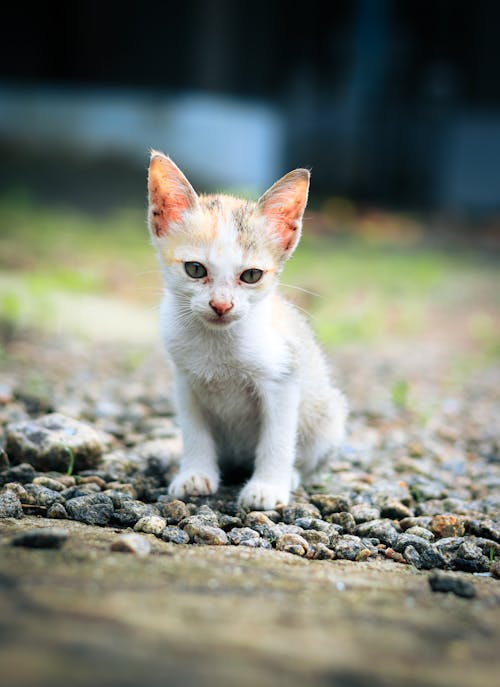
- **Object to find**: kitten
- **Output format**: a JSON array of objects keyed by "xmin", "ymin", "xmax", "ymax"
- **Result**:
[{"xmin": 147, "ymin": 151, "xmax": 347, "ymax": 510}]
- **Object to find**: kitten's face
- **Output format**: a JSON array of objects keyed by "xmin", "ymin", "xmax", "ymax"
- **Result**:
[{"xmin": 147, "ymin": 153, "xmax": 309, "ymax": 329}]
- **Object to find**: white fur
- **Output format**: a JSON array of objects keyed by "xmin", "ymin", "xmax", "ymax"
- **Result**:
[{"xmin": 149, "ymin": 157, "xmax": 347, "ymax": 509}]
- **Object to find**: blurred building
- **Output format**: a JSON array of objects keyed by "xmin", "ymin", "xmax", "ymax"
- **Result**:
[{"xmin": 1, "ymin": 0, "xmax": 499, "ymax": 211}]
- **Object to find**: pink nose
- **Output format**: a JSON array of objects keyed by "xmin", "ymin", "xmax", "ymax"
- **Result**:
[{"xmin": 209, "ymin": 300, "xmax": 234, "ymax": 317}]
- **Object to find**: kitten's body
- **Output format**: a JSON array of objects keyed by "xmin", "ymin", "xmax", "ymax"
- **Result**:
[{"xmin": 148, "ymin": 156, "xmax": 347, "ymax": 509}]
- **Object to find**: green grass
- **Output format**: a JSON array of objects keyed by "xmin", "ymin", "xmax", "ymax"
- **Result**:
[{"xmin": 0, "ymin": 192, "xmax": 498, "ymax": 355}]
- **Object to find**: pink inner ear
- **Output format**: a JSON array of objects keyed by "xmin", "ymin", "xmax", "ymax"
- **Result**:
[
  {"xmin": 148, "ymin": 156, "xmax": 195, "ymax": 237},
  {"xmin": 149, "ymin": 181, "xmax": 191, "ymax": 237},
  {"xmin": 262, "ymin": 182, "xmax": 309, "ymax": 251}
]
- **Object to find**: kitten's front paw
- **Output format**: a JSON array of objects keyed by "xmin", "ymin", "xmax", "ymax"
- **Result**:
[
  {"xmin": 169, "ymin": 470, "xmax": 219, "ymax": 498},
  {"xmin": 238, "ymin": 479, "xmax": 290, "ymax": 510}
]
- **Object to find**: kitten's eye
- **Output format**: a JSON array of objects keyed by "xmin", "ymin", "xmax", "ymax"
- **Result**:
[
  {"xmin": 184, "ymin": 261, "xmax": 207, "ymax": 279},
  {"xmin": 240, "ymin": 268, "xmax": 264, "ymax": 284}
]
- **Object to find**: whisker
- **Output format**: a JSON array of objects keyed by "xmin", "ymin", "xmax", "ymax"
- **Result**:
[{"xmin": 280, "ymin": 282, "xmax": 320, "ymax": 297}]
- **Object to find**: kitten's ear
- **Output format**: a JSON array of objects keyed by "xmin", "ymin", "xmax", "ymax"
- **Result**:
[
  {"xmin": 148, "ymin": 151, "xmax": 199, "ymax": 237},
  {"xmin": 257, "ymin": 169, "xmax": 310, "ymax": 257}
]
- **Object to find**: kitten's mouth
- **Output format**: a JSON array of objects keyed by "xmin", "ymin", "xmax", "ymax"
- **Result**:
[{"xmin": 203, "ymin": 314, "xmax": 236, "ymax": 328}]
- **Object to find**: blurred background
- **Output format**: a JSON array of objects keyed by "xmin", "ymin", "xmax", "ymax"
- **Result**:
[{"xmin": 0, "ymin": 0, "xmax": 499, "ymax": 357}]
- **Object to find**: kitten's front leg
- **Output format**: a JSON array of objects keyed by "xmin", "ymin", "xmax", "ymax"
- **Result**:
[
  {"xmin": 169, "ymin": 375, "xmax": 220, "ymax": 497},
  {"xmin": 238, "ymin": 379, "xmax": 300, "ymax": 510}
]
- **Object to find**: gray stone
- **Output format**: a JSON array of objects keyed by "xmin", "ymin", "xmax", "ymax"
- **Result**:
[
  {"xmin": 399, "ymin": 516, "xmax": 433, "ymax": 531},
  {"xmin": 350, "ymin": 504, "xmax": 381, "ymax": 523},
  {"xmin": 281, "ymin": 502, "xmax": 321, "ymax": 523},
  {"xmin": 465, "ymin": 519, "xmax": 500, "ymax": 542},
  {"xmin": 0, "ymin": 462, "xmax": 36, "ymax": 486},
  {"xmin": 227, "ymin": 527, "xmax": 261, "ymax": 546},
  {"xmin": 334, "ymin": 535, "xmax": 371, "ymax": 561},
  {"xmin": 66, "ymin": 493, "xmax": 114, "ymax": 526},
  {"xmin": 394, "ymin": 533, "xmax": 433, "ymax": 555},
  {"xmin": 452, "ymin": 541, "xmax": 490, "ymax": 573},
  {"xmin": 195, "ymin": 505, "xmax": 220, "ymax": 527},
  {"xmin": 102, "ymin": 489, "xmax": 135, "ymax": 508},
  {"xmin": 404, "ymin": 526, "xmax": 435, "ymax": 541},
  {"xmin": 380, "ymin": 498, "xmax": 414, "ymax": 520},
  {"xmin": 310, "ymin": 542, "xmax": 335, "ymax": 559},
  {"xmin": 403, "ymin": 545, "xmax": 423, "ymax": 568},
  {"xmin": 218, "ymin": 514, "xmax": 244, "ymax": 531},
  {"xmin": 310, "ymin": 494, "xmax": 351, "ymax": 515},
  {"xmin": 5, "ymin": 413, "xmax": 104, "ymax": 472},
  {"xmin": 47, "ymin": 502, "xmax": 68, "ymax": 519},
  {"xmin": 1, "ymin": 482, "xmax": 29, "ymax": 501},
  {"xmin": 112, "ymin": 500, "xmax": 159, "ymax": 527},
  {"xmin": 160, "ymin": 526, "xmax": 190, "ymax": 544},
  {"xmin": 329, "ymin": 512, "xmax": 356, "ymax": 534},
  {"xmin": 428, "ymin": 571, "xmax": 476, "ymax": 598},
  {"xmin": 25, "ymin": 484, "xmax": 64, "ymax": 508},
  {"xmin": 355, "ymin": 519, "xmax": 399, "ymax": 547},
  {"xmin": 245, "ymin": 512, "xmax": 280, "ymax": 542},
  {"xmin": 11, "ymin": 527, "xmax": 68, "ymax": 549},
  {"xmin": 0, "ymin": 491, "xmax": 23, "ymax": 518},
  {"xmin": 418, "ymin": 547, "xmax": 448, "ymax": 570}
]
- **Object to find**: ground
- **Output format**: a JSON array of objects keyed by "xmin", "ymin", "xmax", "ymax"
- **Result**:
[{"xmin": 0, "ymin": 197, "xmax": 499, "ymax": 687}]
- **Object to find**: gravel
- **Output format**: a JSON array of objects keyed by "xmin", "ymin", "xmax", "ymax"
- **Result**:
[{"xmin": 0, "ymin": 335, "xmax": 499, "ymax": 583}]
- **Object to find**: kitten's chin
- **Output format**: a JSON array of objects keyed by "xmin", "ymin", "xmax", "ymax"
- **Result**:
[{"xmin": 201, "ymin": 314, "xmax": 238, "ymax": 330}]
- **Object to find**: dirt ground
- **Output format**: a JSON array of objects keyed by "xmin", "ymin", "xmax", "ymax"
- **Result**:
[{"xmin": 0, "ymin": 515, "xmax": 499, "ymax": 687}]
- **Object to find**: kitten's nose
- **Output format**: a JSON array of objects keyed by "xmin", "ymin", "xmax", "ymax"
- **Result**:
[{"xmin": 209, "ymin": 300, "xmax": 234, "ymax": 317}]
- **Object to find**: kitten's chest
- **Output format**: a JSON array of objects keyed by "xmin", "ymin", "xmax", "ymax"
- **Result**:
[{"xmin": 170, "ymin": 331, "xmax": 263, "ymax": 390}]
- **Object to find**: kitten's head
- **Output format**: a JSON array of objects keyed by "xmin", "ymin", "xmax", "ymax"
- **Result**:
[{"xmin": 147, "ymin": 151, "xmax": 309, "ymax": 329}]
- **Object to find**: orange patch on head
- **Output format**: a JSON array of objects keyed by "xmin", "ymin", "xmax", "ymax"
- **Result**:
[{"xmin": 148, "ymin": 153, "xmax": 198, "ymax": 238}]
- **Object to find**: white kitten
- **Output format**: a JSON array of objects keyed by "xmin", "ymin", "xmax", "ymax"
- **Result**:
[{"xmin": 147, "ymin": 151, "xmax": 347, "ymax": 510}]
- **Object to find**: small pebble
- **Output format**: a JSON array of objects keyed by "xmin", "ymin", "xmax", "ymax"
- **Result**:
[
  {"xmin": 308, "ymin": 542, "xmax": 335, "ymax": 560},
  {"xmin": 350, "ymin": 504, "xmax": 381, "ymax": 523},
  {"xmin": 355, "ymin": 519, "xmax": 399, "ymax": 547},
  {"xmin": 32, "ymin": 476, "xmax": 65, "ymax": 492},
  {"xmin": 276, "ymin": 533, "xmax": 310, "ymax": 557},
  {"xmin": 183, "ymin": 522, "xmax": 228, "ymax": 546},
  {"xmin": 47, "ymin": 502, "xmax": 68, "ymax": 519},
  {"xmin": 310, "ymin": 494, "xmax": 351, "ymax": 516},
  {"xmin": 227, "ymin": 527, "xmax": 260, "ymax": 546},
  {"xmin": 66, "ymin": 493, "xmax": 114, "ymax": 526},
  {"xmin": 403, "ymin": 545, "xmax": 423, "ymax": 568},
  {"xmin": 431, "ymin": 514, "xmax": 465, "ymax": 538},
  {"xmin": 110, "ymin": 533, "xmax": 151, "ymax": 557},
  {"xmin": 11, "ymin": 527, "xmax": 68, "ymax": 549},
  {"xmin": 380, "ymin": 498, "xmax": 413, "ymax": 520},
  {"xmin": 281, "ymin": 502, "xmax": 321, "ymax": 523},
  {"xmin": 159, "ymin": 499, "xmax": 190, "ymax": 524},
  {"xmin": 0, "ymin": 491, "xmax": 23, "ymax": 518},
  {"xmin": 329, "ymin": 512, "xmax": 356, "ymax": 534},
  {"xmin": 161, "ymin": 526, "xmax": 190, "ymax": 544},
  {"xmin": 134, "ymin": 515, "xmax": 167, "ymax": 535},
  {"xmin": 405, "ymin": 526, "xmax": 434, "ymax": 541},
  {"xmin": 428, "ymin": 570, "xmax": 476, "ymax": 598},
  {"xmin": 300, "ymin": 529, "xmax": 330, "ymax": 546}
]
